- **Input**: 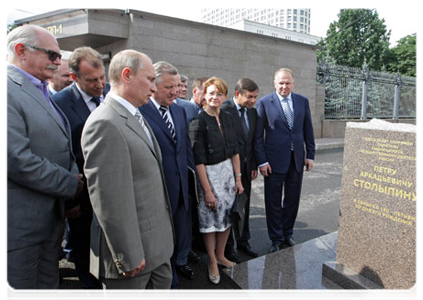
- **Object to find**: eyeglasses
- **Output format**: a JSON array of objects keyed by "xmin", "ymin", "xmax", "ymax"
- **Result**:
[{"xmin": 26, "ymin": 45, "xmax": 62, "ymax": 62}]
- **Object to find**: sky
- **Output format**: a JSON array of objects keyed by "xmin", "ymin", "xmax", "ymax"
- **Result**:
[{"xmin": 5, "ymin": 1, "xmax": 419, "ymax": 47}]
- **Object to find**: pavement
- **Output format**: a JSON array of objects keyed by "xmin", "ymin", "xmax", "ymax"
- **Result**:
[{"xmin": 59, "ymin": 138, "xmax": 345, "ymax": 290}]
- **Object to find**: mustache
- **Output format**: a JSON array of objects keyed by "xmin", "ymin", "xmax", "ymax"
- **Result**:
[{"xmin": 46, "ymin": 65, "xmax": 58, "ymax": 71}]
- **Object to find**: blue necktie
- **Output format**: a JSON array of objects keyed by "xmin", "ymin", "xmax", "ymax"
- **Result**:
[
  {"xmin": 282, "ymin": 97, "xmax": 293, "ymax": 130},
  {"xmin": 239, "ymin": 108, "xmax": 249, "ymax": 139}
]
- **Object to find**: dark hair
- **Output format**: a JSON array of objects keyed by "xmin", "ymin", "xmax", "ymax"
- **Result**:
[
  {"xmin": 192, "ymin": 77, "xmax": 208, "ymax": 90},
  {"xmin": 235, "ymin": 78, "xmax": 259, "ymax": 95},
  {"xmin": 68, "ymin": 46, "xmax": 104, "ymax": 78}
]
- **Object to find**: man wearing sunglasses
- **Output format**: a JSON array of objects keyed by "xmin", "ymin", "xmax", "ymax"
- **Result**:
[
  {"xmin": 53, "ymin": 46, "xmax": 109, "ymax": 289},
  {"xmin": 7, "ymin": 24, "xmax": 83, "ymax": 289}
]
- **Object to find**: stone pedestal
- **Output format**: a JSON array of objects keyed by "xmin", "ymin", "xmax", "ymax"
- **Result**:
[{"xmin": 324, "ymin": 119, "xmax": 416, "ymax": 289}]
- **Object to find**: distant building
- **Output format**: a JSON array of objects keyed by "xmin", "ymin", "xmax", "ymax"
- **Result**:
[
  {"xmin": 201, "ymin": 9, "xmax": 312, "ymax": 34},
  {"xmin": 230, "ymin": 19, "xmax": 321, "ymax": 45}
]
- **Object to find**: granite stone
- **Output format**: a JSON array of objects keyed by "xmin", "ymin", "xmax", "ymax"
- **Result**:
[
  {"xmin": 224, "ymin": 232, "xmax": 340, "ymax": 289},
  {"xmin": 332, "ymin": 119, "xmax": 416, "ymax": 289}
]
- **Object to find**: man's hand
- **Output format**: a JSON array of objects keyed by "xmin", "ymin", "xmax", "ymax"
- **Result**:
[
  {"xmin": 251, "ymin": 170, "xmax": 258, "ymax": 181},
  {"xmin": 123, "ymin": 259, "xmax": 146, "ymax": 277},
  {"xmin": 305, "ymin": 159, "xmax": 314, "ymax": 171},
  {"xmin": 74, "ymin": 174, "xmax": 84, "ymax": 197},
  {"xmin": 259, "ymin": 164, "xmax": 272, "ymax": 177},
  {"xmin": 65, "ymin": 204, "xmax": 81, "ymax": 219}
]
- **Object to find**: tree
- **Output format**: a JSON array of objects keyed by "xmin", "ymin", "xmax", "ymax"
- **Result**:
[
  {"xmin": 385, "ymin": 34, "xmax": 416, "ymax": 77},
  {"xmin": 318, "ymin": 9, "xmax": 391, "ymax": 71}
]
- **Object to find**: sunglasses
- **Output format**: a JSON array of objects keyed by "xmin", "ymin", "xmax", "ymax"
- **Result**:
[{"xmin": 26, "ymin": 45, "xmax": 62, "ymax": 62}]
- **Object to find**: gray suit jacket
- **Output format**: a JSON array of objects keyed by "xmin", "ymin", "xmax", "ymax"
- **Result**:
[
  {"xmin": 7, "ymin": 65, "xmax": 79, "ymax": 251},
  {"xmin": 81, "ymin": 94, "xmax": 174, "ymax": 279}
]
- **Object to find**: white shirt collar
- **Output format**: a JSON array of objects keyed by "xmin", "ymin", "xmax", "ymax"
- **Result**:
[{"xmin": 107, "ymin": 92, "xmax": 138, "ymax": 116}]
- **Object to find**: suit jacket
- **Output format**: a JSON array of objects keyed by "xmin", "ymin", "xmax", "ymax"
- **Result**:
[
  {"xmin": 174, "ymin": 98, "xmax": 198, "ymax": 125},
  {"xmin": 221, "ymin": 98, "xmax": 257, "ymax": 176},
  {"xmin": 255, "ymin": 91, "xmax": 315, "ymax": 174},
  {"xmin": 140, "ymin": 100, "xmax": 195, "ymax": 215},
  {"xmin": 53, "ymin": 83, "xmax": 110, "ymax": 209},
  {"xmin": 7, "ymin": 65, "xmax": 79, "ymax": 251},
  {"xmin": 81, "ymin": 95, "xmax": 174, "ymax": 279}
]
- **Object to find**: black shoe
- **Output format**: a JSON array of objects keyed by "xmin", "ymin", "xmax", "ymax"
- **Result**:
[
  {"xmin": 238, "ymin": 243, "xmax": 259, "ymax": 258},
  {"xmin": 177, "ymin": 265, "xmax": 194, "ymax": 280},
  {"xmin": 284, "ymin": 237, "xmax": 296, "ymax": 247},
  {"xmin": 268, "ymin": 243, "xmax": 283, "ymax": 253},
  {"xmin": 225, "ymin": 250, "xmax": 241, "ymax": 264},
  {"xmin": 188, "ymin": 250, "xmax": 201, "ymax": 264}
]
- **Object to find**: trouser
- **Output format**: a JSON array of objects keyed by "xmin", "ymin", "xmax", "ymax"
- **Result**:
[
  {"xmin": 101, "ymin": 261, "xmax": 172, "ymax": 289},
  {"xmin": 264, "ymin": 152, "xmax": 304, "ymax": 243},
  {"xmin": 8, "ymin": 219, "xmax": 65, "ymax": 289}
]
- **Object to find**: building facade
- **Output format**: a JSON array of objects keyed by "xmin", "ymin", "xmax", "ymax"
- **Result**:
[{"xmin": 201, "ymin": 9, "xmax": 312, "ymax": 34}]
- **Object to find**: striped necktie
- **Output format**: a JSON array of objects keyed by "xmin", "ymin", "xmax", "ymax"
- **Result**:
[
  {"xmin": 159, "ymin": 106, "xmax": 176, "ymax": 143},
  {"xmin": 281, "ymin": 97, "xmax": 293, "ymax": 130},
  {"xmin": 134, "ymin": 110, "xmax": 153, "ymax": 146}
]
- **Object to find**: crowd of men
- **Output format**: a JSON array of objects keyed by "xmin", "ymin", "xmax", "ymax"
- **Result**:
[{"xmin": 7, "ymin": 24, "xmax": 315, "ymax": 289}]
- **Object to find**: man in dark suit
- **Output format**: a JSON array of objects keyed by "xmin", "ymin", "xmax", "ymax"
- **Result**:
[
  {"xmin": 48, "ymin": 59, "xmax": 73, "ymax": 96},
  {"xmin": 53, "ymin": 46, "xmax": 109, "ymax": 289},
  {"xmin": 7, "ymin": 24, "xmax": 83, "ymax": 289},
  {"xmin": 221, "ymin": 78, "xmax": 259, "ymax": 262},
  {"xmin": 255, "ymin": 68, "xmax": 315, "ymax": 253},
  {"xmin": 140, "ymin": 61, "xmax": 195, "ymax": 289}
]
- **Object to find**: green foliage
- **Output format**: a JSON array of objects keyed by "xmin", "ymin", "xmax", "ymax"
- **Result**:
[
  {"xmin": 318, "ymin": 9, "xmax": 391, "ymax": 71},
  {"xmin": 385, "ymin": 34, "xmax": 416, "ymax": 77}
]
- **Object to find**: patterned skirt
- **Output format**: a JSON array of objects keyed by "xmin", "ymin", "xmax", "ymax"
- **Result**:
[{"xmin": 197, "ymin": 158, "xmax": 236, "ymax": 233}]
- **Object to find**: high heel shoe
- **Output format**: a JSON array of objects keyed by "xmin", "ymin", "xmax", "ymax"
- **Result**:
[
  {"xmin": 208, "ymin": 266, "xmax": 220, "ymax": 284},
  {"xmin": 217, "ymin": 260, "xmax": 236, "ymax": 268}
]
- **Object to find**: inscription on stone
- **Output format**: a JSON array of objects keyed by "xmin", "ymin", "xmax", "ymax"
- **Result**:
[{"xmin": 336, "ymin": 120, "xmax": 416, "ymax": 289}]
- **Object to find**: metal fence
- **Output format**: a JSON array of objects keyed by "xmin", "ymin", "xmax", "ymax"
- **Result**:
[{"xmin": 317, "ymin": 62, "xmax": 416, "ymax": 120}]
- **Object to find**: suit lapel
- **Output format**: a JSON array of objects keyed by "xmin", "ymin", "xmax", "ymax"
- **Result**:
[
  {"xmin": 271, "ymin": 92, "xmax": 289, "ymax": 129},
  {"xmin": 9, "ymin": 67, "xmax": 71, "ymax": 138},
  {"xmin": 69, "ymin": 84, "xmax": 91, "ymax": 123},
  {"xmin": 105, "ymin": 96, "xmax": 159, "ymax": 159},
  {"xmin": 146, "ymin": 100, "xmax": 174, "ymax": 142},
  {"xmin": 227, "ymin": 99, "xmax": 248, "ymax": 142}
]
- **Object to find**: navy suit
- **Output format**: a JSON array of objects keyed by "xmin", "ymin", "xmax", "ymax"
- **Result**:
[
  {"xmin": 255, "ymin": 91, "xmax": 315, "ymax": 244},
  {"xmin": 140, "ymin": 99, "xmax": 195, "ymax": 288},
  {"xmin": 174, "ymin": 98, "xmax": 198, "ymax": 125},
  {"xmin": 53, "ymin": 83, "xmax": 109, "ymax": 288}
]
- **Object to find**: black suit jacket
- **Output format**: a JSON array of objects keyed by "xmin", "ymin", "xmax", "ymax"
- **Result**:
[
  {"xmin": 53, "ymin": 83, "xmax": 110, "ymax": 208},
  {"xmin": 221, "ymin": 98, "xmax": 257, "ymax": 176}
]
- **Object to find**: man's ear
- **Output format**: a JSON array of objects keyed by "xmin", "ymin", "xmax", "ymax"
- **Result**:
[
  {"xmin": 14, "ymin": 43, "xmax": 27, "ymax": 58},
  {"xmin": 70, "ymin": 72, "xmax": 78, "ymax": 82},
  {"xmin": 122, "ymin": 68, "xmax": 131, "ymax": 82}
]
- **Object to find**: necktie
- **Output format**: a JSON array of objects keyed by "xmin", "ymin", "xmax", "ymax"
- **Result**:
[
  {"xmin": 91, "ymin": 97, "xmax": 101, "ymax": 107},
  {"xmin": 159, "ymin": 106, "xmax": 176, "ymax": 143},
  {"xmin": 281, "ymin": 97, "xmax": 294, "ymax": 130},
  {"xmin": 239, "ymin": 108, "xmax": 249, "ymax": 139},
  {"xmin": 134, "ymin": 110, "xmax": 153, "ymax": 146}
]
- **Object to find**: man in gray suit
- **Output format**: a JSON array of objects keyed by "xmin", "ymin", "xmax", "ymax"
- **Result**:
[
  {"xmin": 7, "ymin": 25, "xmax": 83, "ymax": 289},
  {"xmin": 81, "ymin": 50, "xmax": 175, "ymax": 289}
]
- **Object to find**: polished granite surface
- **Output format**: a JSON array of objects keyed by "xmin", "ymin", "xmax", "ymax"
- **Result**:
[{"xmin": 223, "ymin": 231, "xmax": 340, "ymax": 289}]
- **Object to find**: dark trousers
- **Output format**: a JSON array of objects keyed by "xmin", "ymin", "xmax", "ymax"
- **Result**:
[
  {"xmin": 227, "ymin": 169, "xmax": 252, "ymax": 250},
  {"xmin": 67, "ymin": 199, "xmax": 101, "ymax": 288},
  {"xmin": 170, "ymin": 194, "xmax": 192, "ymax": 288},
  {"xmin": 264, "ymin": 152, "xmax": 304, "ymax": 244}
]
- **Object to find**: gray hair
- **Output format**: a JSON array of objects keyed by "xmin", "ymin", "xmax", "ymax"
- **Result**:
[
  {"xmin": 109, "ymin": 50, "xmax": 151, "ymax": 86},
  {"xmin": 7, "ymin": 25, "xmax": 54, "ymax": 60},
  {"xmin": 180, "ymin": 75, "xmax": 188, "ymax": 83},
  {"xmin": 153, "ymin": 61, "xmax": 178, "ymax": 85},
  {"xmin": 274, "ymin": 68, "xmax": 295, "ymax": 79}
]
